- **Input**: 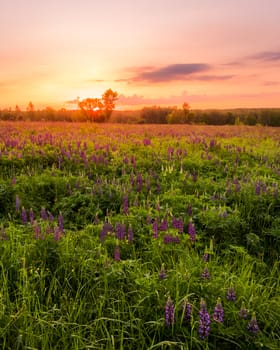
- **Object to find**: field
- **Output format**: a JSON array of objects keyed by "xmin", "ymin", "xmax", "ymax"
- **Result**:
[{"xmin": 0, "ymin": 122, "xmax": 279, "ymax": 349}]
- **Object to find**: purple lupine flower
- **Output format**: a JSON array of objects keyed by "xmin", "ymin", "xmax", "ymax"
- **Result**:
[
  {"xmin": 127, "ymin": 225, "xmax": 134, "ymax": 243},
  {"xmin": 163, "ymin": 235, "xmax": 180, "ymax": 244},
  {"xmin": 12, "ymin": 177, "xmax": 16, "ymax": 185},
  {"xmin": 159, "ymin": 218, "xmax": 168, "ymax": 231},
  {"xmin": 182, "ymin": 300, "xmax": 192, "ymax": 323},
  {"xmin": 255, "ymin": 181, "xmax": 261, "ymax": 195},
  {"xmin": 247, "ymin": 312, "xmax": 259, "ymax": 335},
  {"xmin": 226, "ymin": 287, "xmax": 236, "ymax": 301},
  {"xmin": 58, "ymin": 212, "xmax": 64, "ymax": 232},
  {"xmin": 159, "ymin": 264, "xmax": 167, "ymax": 279},
  {"xmin": 41, "ymin": 207, "xmax": 48, "ymax": 220},
  {"xmin": 238, "ymin": 301, "xmax": 248, "ymax": 319},
  {"xmin": 114, "ymin": 244, "xmax": 120, "ymax": 262},
  {"xmin": 213, "ymin": 298, "xmax": 224, "ymax": 323},
  {"xmin": 54, "ymin": 226, "xmax": 60, "ymax": 241},
  {"xmin": 16, "ymin": 195, "xmax": 20, "ymax": 212},
  {"xmin": 172, "ymin": 217, "xmax": 184, "ymax": 233},
  {"xmin": 202, "ymin": 252, "xmax": 209, "ymax": 262},
  {"xmin": 29, "ymin": 208, "xmax": 34, "ymax": 225},
  {"xmin": 143, "ymin": 138, "xmax": 151, "ymax": 146},
  {"xmin": 122, "ymin": 194, "xmax": 129, "ymax": 215},
  {"xmin": 188, "ymin": 222, "xmax": 196, "ymax": 242},
  {"xmin": 33, "ymin": 222, "xmax": 41, "ymax": 240},
  {"xmin": 21, "ymin": 207, "xmax": 27, "ymax": 224},
  {"xmin": 199, "ymin": 298, "xmax": 211, "ymax": 339},
  {"xmin": 153, "ymin": 220, "xmax": 159, "ymax": 239},
  {"xmin": 201, "ymin": 266, "xmax": 211, "ymax": 280},
  {"xmin": 116, "ymin": 223, "xmax": 126, "ymax": 240},
  {"xmin": 165, "ymin": 296, "xmax": 175, "ymax": 326}
]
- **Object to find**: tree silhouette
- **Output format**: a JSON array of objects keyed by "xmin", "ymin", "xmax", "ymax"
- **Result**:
[
  {"xmin": 78, "ymin": 89, "xmax": 118, "ymax": 122},
  {"xmin": 102, "ymin": 89, "xmax": 118, "ymax": 122}
]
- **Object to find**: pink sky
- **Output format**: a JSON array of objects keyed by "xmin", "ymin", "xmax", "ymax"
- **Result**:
[{"xmin": 0, "ymin": 0, "xmax": 280, "ymax": 110}]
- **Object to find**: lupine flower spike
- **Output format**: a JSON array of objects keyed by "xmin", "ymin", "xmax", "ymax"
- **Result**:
[
  {"xmin": 239, "ymin": 301, "xmax": 248, "ymax": 319},
  {"xmin": 247, "ymin": 312, "xmax": 259, "ymax": 335},
  {"xmin": 199, "ymin": 298, "xmax": 211, "ymax": 339},
  {"xmin": 159, "ymin": 264, "xmax": 167, "ymax": 279},
  {"xmin": 165, "ymin": 296, "xmax": 175, "ymax": 326},
  {"xmin": 201, "ymin": 265, "xmax": 211, "ymax": 280},
  {"xmin": 226, "ymin": 286, "xmax": 236, "ymax": 301},
  {"xmin": 188, "ymin": 221, "xmax": 196, "ymax": 242},
  {"xmin": 182, "ymin": 299, "xmax": 192, "ymax": 323},
  {"xmin": 213, "ymin": 297, "xmax": 224, "ymax": 323}
]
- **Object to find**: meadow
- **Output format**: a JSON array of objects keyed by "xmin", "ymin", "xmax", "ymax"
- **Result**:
[{"xmin": 0, "ymin": 121, "xmax": 279, "ymax": 349}]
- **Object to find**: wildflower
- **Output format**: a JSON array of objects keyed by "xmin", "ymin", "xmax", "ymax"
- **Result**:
[
  {"xmin": 153, "ymin": 220, "xmax": 159, "ymax": 239},
  {"xmin": 182, "ymin": 299, "xmax": 192, "ymax": 323},
  {"xmin": 127, "ymin": 225, "xmax": 134, "ymax": 243},
  {"xmin": 172, "ymin": 217, "xmax": 184, "ymax": 233},
  {"xmin": 29, "ymin": 208, "xmax": 34, "ymax": 225},
  {"xmin": 226, "ymin": 287, "xmax": 236, "ymax": 301},
  {"xmin": 255, "ymin": 181, "xmax": 261, "ymax": 195},
  {"xmin": 116, "ymin": 223, "xmax": 126, "ymax": 240},
  {"xmin": 15, "ymin": 195, "xmax": 20, "ymax": 212},
  {"xmin": 198, "ymin": 298, "xmax": 211, "ymax": 339},
  {"xmin": 163, "ymin": 235, "xmax": 180, "ymax": 244},
  {"xmin": 188, "ymin": 221, "xmax": 196, "ymax": 242},
  {"xmin": 33, "ymin": 222, "xmax": 41, "ymax": 240},
  {"xmin": 54, "ymin": 226, "xmax": 60, "ymax": 241},
  {"xmin": 187, "ymin": 204, "xmax": 192, "ymax": 216},
  {"xmin": 41, "ymin": 207, "xmax": 48, "ymax": 220},
  {"xmin": 247, "ymin": 312, "xmax": 259, "ymax": 335},
  {"xmin": 202, "ymin": 252, "xmax": 209, "ymax": 262},
  {"xmin": 201, "ymin": 266, "xmax": 210, "ymax": 280},
  {"xmin": 159, "ymin": 264, "xmax": 167, "ymax": 279},
  {"xmin": 165, "ymin": 296, "xmax": 175, "ymax": 326},
  {"xmin": 238, "ymin": 301, "xmax": 248, "ymax": 319},
  {"xmin": 58, "ymin": 212, "xmax": 64, "ymax": 232},
  {"xmin": 213, "ymin": 298, "xmax": 224, "ymax": 323},
  {"xmin": 21, "ymin": 207, "xmax": 27, "ymax": 224},
  {"xmin": 159, "ymin": 218, "xmax": 168, "ymax": 231},
  {"xmin": 122, "ymin": 194, "xmax": 129, "ymax": 215}
]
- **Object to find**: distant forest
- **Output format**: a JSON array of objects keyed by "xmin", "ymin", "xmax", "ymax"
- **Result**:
[{"xmin": 1, "ymin": 105, "xmax": 280, "ymax": 126}]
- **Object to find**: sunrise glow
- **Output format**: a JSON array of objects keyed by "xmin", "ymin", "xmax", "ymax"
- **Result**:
[{"xmin": 0, "ymin": 0, "xmax": 280, "ymax": 110}]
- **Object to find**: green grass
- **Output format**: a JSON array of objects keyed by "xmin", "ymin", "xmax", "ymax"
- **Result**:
[{"xmin": 0, "ymin": 123, "xmax": 279, "ymax": 349}]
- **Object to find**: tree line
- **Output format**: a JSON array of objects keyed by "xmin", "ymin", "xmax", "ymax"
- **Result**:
[{"xmin": 1, "ymin": 94, "xmax": 280, "ymax": 126}]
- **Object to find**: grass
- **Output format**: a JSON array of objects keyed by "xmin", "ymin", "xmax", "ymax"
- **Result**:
[{"xmin": 0, "ymin": 122, "xmax": 279, "ymax": 349}]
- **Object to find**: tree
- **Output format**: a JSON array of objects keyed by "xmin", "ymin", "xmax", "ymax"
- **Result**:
[
  {"xmin": 78, "ymin": 89, "xmax": 118, "ymax": 122},
  {"xmin": 27, "ymin": 101, "xmax": 35, "ymax": 120},
  {"xmin": 102, "ymin": 89, "xmax": 118, "ymax": 122},
  {"xmin": 78, "ymin": 98, "xmax": 104, "ymax": 122},
  {"xmin": 182, "ymin": 102, "xmax": 191, "ymax": 123}
]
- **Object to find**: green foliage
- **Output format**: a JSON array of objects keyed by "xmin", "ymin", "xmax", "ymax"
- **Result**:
[{"xmin": 0, "ymin": 123, "xmax": 279, "ymax": 349}]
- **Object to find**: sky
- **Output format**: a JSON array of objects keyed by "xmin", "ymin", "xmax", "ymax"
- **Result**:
[{"xmin": 0, "ymin": 0, "xmax": 280, "ymax": 110}]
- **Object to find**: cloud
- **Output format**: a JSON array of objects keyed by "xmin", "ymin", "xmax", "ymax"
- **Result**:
[
  {"xmin": 194, "ymin": 75, "xmax": 234, "ymax": 81},
  {"xmin": 85, "ymin": 79, "xmax": 106, "ymax": 83},
  {"xmin": 250, "ymin": 50, "xmax": 280, "ymax": 61},
  {"xmin": 118, "ymin": 91, "xmax": 193, "ymax": 106},
  {"xmin": 130, "ymin": 63, "xmax": 211, "ymax": 83}
]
